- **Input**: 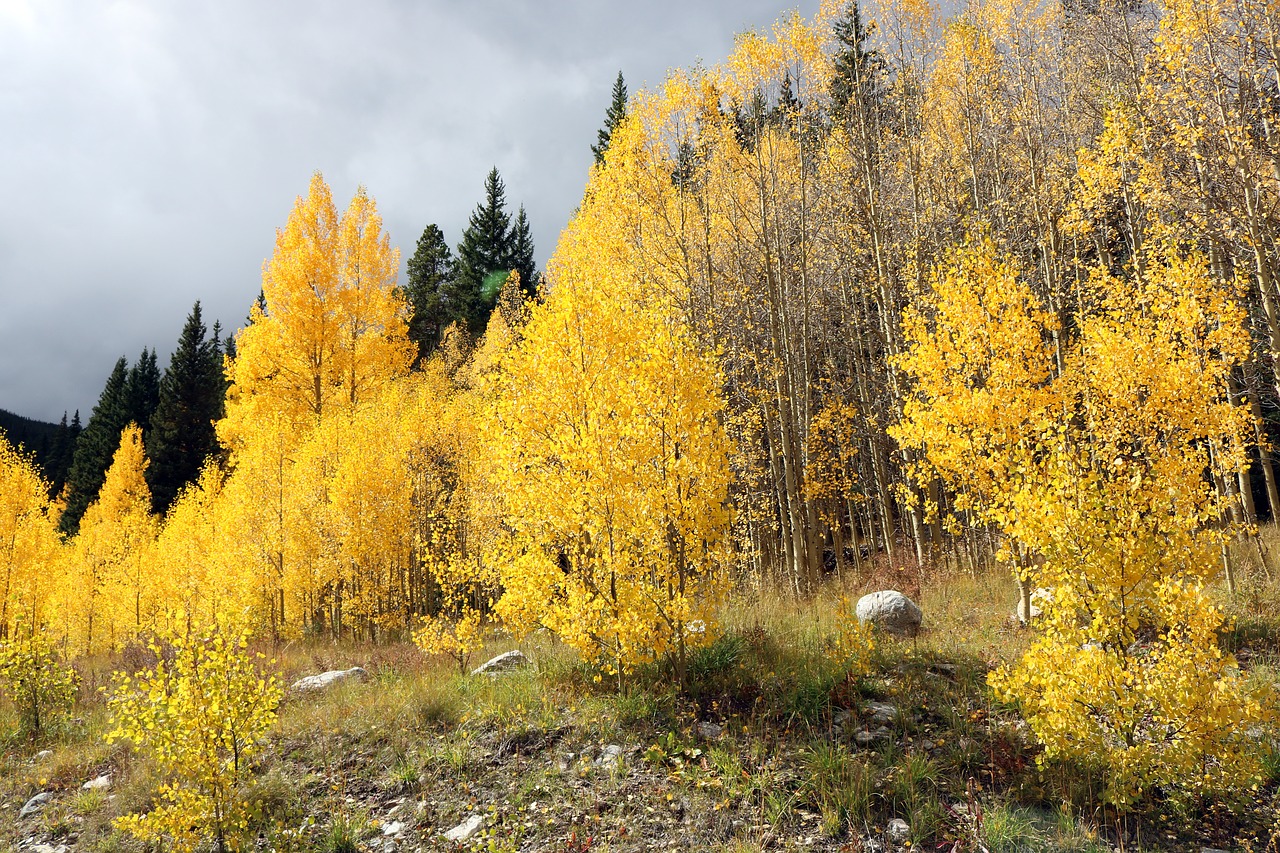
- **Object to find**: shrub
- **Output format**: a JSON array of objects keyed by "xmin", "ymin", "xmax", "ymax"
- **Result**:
[
  {"xmin": 0, "ymin": 628, "xmax": 78, "ymax": 738},
  {"xmin": 107, "ymin": 624, "xmax": 282, "ymax": 852}
]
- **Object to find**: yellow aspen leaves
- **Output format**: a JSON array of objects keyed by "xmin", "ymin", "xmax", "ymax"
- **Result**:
[
  {"xmin": 108, "ymin": 624, "xmax": 282, "ymax": 853},
  {"xmin": 484, "ymin": 220, "xmax": 734, "ymax": 680},
  {"xmin": 221, "ymin": 172, "xmax": 412, "ymax": 446},
  {"xmin": 0, "ymin": 433, "xmax": 62, "ymax": 640},
  {"xmin": 896, "ymin": 236, "xmax": 1268, "ymax": 802},
  {"xmin": 65, "ymin": 424, "xmax": 158, "ymax": 655}
]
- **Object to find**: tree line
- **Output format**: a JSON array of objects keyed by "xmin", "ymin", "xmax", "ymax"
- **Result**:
[
  {"xmin": 1, "ymin": 0, "xmax": 1276, "ymax": 808},
  {"xmin": 19, "ymin": 165, "xmax": 542, "ymax": 534}
]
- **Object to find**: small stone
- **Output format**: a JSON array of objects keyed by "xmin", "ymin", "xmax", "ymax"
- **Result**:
[
  {"xmin": 866, "ymin": 701, "xmax": 898, "ymax": 725},
  {"xmin": 855, "ymin": 726, "xmax": 891, "ymax": 747},
  {"xmin": 290, "ymin": 666, "xmax": 369, "ymax": 693},
  {"xmin": 855, "ymin": 590, "xmax": 923, "ymax": 637},
  {"xmin": 83, "ymin": 774, "xmax": 112, "ymax": 791},
  {"xmin": 381, "ymin": 840, "xmax": 398, "ymax": 853},
  {"xmin": 886, "ymin": 818, "xmax": 910, "ymax": 844},
  {"xmin": 20, "ymin": 791, "xmax": 52, "ymax": 818},
  {"xmin": 697, "ymin": 721, "xmax": 723, "ymax": 739},
  {"xmin": 443, "ymin": 814, "xmax": 483, "ymax": 842},
  {"xmin": 382, "ymin": 820, "xmax": 404, "ymax": 836},
  {"xmin": 596, "ymin": 743, "xmax": 624, "ymax": 770},
  {"xmin": 34, "ymin": 750, "xmax": 53, "ymax": 761},
  {"xmin": 920, "ymin": 739, "xmax": 935, "ymax": 751},
  {"xmin": 470, "ymin": 650, "xmax": 529, "ymax": 676},
  {"xmin": 32, "ymin": 845, "xmax": 69, "ymax": 853}
]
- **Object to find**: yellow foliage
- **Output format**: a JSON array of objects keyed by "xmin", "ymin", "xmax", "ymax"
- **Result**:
[
  {"xmin": 0, "ymin": 433, "xmax": 62, "ymax": 640},
  {"xmin": 896, "ymin": 238, "xmax": 1269, "ymax": 803},
  {"xmin": 221, "ymin": 172, "xmax": 413, "ymax": 445},
  {"xmin": 484, "ymin": 210, "xmax": 734, "ymax": 679},
  {"xmin": 108, "ymin": 624, "xmax": 282, "ymax": 853},
  {"xmin": 65, "ymin": 424, "xmax": 158, "ymax": 655},
  {"xmin": 0, "ymin": 626, "xmax": 78, "ymax": 738}
]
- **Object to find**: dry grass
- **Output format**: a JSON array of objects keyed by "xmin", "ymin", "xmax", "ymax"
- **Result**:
[{"xmin": 1, "ymin": 565, "xmax": 1277, "ymax": 852}]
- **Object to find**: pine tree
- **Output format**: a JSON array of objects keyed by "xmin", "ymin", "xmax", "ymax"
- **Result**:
[
  {"xmin": 591, "ymin": 72, "xmax": 629, "ymax": 164},
  {"xmin": 125, "ymin": 348, "xmax": 161, "ymax": 435},
  {"xmin": 405, "ymin": 223, "xmax": 456, "ymax": 360},
  {"xmin": 830, "ymin": 2, "xmax": 881, "ymax": 121},
  {"xmin": 147, "ymin": 302, "xmax": 225, "ymax": 515},
  {"xmin": 510, "ymin": 206, "xmax": 538, "ymax": 300},
  {"xmin": 62, "ymin": 358, "xmax": 130, "ymax": 534},
  {"xmin": 45, "ymin": 413, "xmax": 71, "ymax": 501},
  {"xmin": 451, "ymin": 168, "xmax": 514, "ymax": 335}
]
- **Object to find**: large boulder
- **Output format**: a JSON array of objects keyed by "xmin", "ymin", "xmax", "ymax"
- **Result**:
[
  {"xmin": 855, "ymin": 590, "xmax": 922, "ymax": 637},
  {"xmin": 290, "ymin": 666, "xmax": 370, "ymax": 693}
]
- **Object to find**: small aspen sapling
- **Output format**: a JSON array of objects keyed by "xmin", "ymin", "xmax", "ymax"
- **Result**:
[
  {"xmin": 0, "ymin": 627, "xmax": 78, "ymax": 739},
  {"xmin": 107, "ymin": 623, "xmax": 282, "ymax": 853}
]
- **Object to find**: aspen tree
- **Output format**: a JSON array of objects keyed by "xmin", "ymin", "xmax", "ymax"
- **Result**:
[{"xmin": 0, "ymin": 434, "xmax": 61, "ymax": 640}]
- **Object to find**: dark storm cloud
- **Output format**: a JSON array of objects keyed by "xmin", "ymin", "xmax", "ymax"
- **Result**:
[{"xmin": 0, "ymin": 0, "xmax": 820, "ymax": 423}]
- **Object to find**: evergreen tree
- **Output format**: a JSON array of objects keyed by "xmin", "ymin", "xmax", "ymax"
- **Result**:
[
  {"xmin": 125, "ymin": 348, "xmax": 161, "ymax": 434},
  {"xmin": 147, "ymin": 302, "xmax": 225, "ymax": 515},
  {"xmin": 591, "ymin": 71, "xmax": 629, "ymax": 164},
  {"xmin": 45, "ymin": 412, "xmax": 74, "ymax": 500},
  {"xmin": 404, "ymin": 223, "xmax": 456, "ymax": 360},
  {"xmin": 830, "ymin": 2, "xmax": 881, "ymax": 121},
  {"xmin": 451, "ymin": 168, "xmax": 515, "ymax": 335},
  {"xmin": 211, "ymin": 320, "xmax": 231, "ymax": 412},
  {"xmin": 510, "ymin": 206, "xmax": 538, "ymax": 300},
  {"xmin": 62, "ymin": 357, "xmax": 130, "ymax": 533}
]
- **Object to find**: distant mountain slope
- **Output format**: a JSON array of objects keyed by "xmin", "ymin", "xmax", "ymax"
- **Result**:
[{"xmin": 0, "ymin": 407, "xmax": 59, "ymax": 462}]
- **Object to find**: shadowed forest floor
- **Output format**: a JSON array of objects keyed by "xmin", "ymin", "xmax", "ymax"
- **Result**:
[{"xmin": 2, "ymin": 563, "xmax": 1278, "ymax": 853}]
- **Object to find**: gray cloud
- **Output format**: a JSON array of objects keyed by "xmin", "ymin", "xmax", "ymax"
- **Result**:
[{"xmin": 0, "ymin": 0, "xmax": 820, "ymax": 423}]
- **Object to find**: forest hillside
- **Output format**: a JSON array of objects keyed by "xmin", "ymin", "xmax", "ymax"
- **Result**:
[{"xmin": 2, "ymin": 1, "xmax": 1280, "ymax": 851}]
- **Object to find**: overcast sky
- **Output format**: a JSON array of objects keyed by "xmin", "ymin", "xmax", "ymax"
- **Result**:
[{"xmin": 0, "ymin": 0, "xmax": 820, "ymax": 424}]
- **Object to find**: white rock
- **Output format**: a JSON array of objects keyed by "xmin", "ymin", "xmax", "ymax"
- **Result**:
[
  {"xmin": 697, "ymin": 721, "xmax": 723, "ymax": 739},
  {"xmin": 19, "ymin": 792, "xmax": 51, "ymax": 818},
  {"xmin": 855, "ymin": 591, "xmax": 923, "ymax": 637},
  {"xmin": 382, "ymin": 820, "xmax": 404, "ymax": 836},
  {"xmin": 443, "ymin": 814, "xmax": 483, "ymax": 842},
  {"xmin": 1014, "ymin": 587, "xmax": 1053, "ymax": 624},
  {"xmin": 596, "ymin": 743, "xmax": 624, "ymax": 770},
  {"xmin": 83, "ymin": 774, "xmax": 112, "ymax": 791},
  {"xmin": 32, "ymin": 845, "xmax": 69, "ymax": 853},
  {"xmin": 886, "ymin": 817, "xmax": 911, "ymax": 844},
  {"xmin": 470, "ymin": 650, "xmax": 529, "ymax": 676},
  {"xmin": 290, "ymin": 666, "xmax": 369, "ymax": 693},
  {"xmin": 34, "ymin": 750, "xmax": 53, "ymax": 761}
]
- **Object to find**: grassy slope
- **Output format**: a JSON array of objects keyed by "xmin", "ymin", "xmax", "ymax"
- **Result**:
[{"xmin": 1, "ymin": 567, "xmax": 1277, "ymax": 853}]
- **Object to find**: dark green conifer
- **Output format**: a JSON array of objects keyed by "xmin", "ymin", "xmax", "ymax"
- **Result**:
[
  {"xmin": 591, "ymin": 72, "xmax": 629, "ymax": 164},
  {"xmin": 126, "ymin": 347, "xmax": 161, "ymax": 434},
  {"xmin": 62, "ymin": 358, "xmax": 130, "ymax": 533},
  {"xmin": 45, "ymin": 412, "xmax": 72, "ymax": 500},
  {"xmin": 451, "ymin": 168, "xmax": 514, "ymax": 334},
  {"xmin": 830, "ymin": 2, "xmax": 881, "ymax": 122},
  {"xmin": 510, "ymin": 206, "xmax": 538, "ymax": 300},
  {"xmin": 405, "ymin": 224, "xmax": 456, "ymax": 359},
  {"xmin": 146, "ymin": 302, "xmax": 225, "ymax": 515}
]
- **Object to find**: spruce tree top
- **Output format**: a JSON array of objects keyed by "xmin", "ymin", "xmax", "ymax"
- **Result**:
[{"xmin": 592, "ymin": 71, "xmax": 628, "ymax": 165}]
